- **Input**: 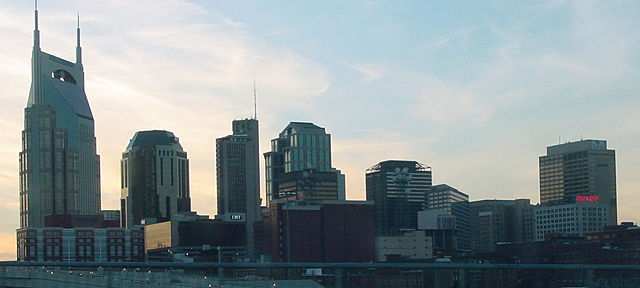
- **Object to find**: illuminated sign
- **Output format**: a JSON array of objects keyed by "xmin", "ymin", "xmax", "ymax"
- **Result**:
[
  {"xmin": 576, "ymin": 195, "xmax": 599, "ymax": 203},
  {"xmin": 230, "ymin": 214, "xmax": 243, "ymax": 220}
]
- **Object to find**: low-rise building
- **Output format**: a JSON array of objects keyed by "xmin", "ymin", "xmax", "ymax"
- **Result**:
[
  {"xmin": 262, "ymin": 200, "xmax": 375, "ymax": 263},
  {"xmin": 144, "ymin": 212, "xmax": 246, "ymax": 262},
  {"xmin": 534, "ymin": 200, "xmax": 608, "ymax": 241},
  {"xmin": 17, "ymin": 226, "xmax": 144, "ymax": 262},
  {"xmin": 375, "ymin": 230, "xmax": 433, "ymax": 262},
  {"xmin": 417, "ymin": 209, "xmax": 456, "ymax": 256}
]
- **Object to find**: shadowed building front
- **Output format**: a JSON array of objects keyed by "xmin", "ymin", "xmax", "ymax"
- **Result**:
[
  {"xmin": 120, "ymin": 130, "xmax": 191, "ymax": 227},
  {"xmin": 216, "ymin": 119, "xmax": 261, "ymax": 261}
]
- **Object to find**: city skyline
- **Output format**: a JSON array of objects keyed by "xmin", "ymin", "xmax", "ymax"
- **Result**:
[{"xmin": 0, "ymin": 0, "xmax": 639, "ymax": 261}]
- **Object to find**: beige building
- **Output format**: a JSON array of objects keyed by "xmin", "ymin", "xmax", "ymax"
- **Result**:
[{"xmin": 375, "ymin": 230, "xmax": 433, "ymax": 262}]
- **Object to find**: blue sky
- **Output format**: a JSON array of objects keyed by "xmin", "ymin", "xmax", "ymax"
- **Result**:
[{"xmin": 0, "ymin": 0, "xmax": 639, "ymax": 260}]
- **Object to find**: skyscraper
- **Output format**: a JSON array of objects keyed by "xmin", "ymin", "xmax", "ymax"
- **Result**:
[
  {"xmin": 19, "ymin": 6, "xmax": 101, "ymax": 228},
  {"xmin": 216, "ymin": 119, "xmax": 260, "ymax": 260},
  {"xmin": 264, "ymin": 122, "xmax": 345, "ymax": 204},
  {"xmin": 366, "ymin": 160, "xmax": 432, "ymax": 236},
  {"xmin": 120, "ymin": 130, "xmax": 191, "ymax": 227},
  {"xmin": 428, "ymin": 184, "xmax": 471, "ymax": 251},
  {"xmin": 539, "ymin": 139, "xmax": 617, "ymax": 225}
]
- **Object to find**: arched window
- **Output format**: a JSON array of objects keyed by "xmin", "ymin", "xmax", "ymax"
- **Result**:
[{"xmin": 51, "ymin": 69, "xmax": 76, "ymax": 84}]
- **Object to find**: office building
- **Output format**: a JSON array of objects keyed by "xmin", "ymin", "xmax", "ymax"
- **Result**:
[
  {"xmin": 470, "ymin": 199, "xmax": 534, "ymax": 253},
  {"xmin": 534, "ymin": 200, "xmax": 608, "ymax": 241},
  {"xmin": 120, "ymin": 130, "xmax": 191, "ymax": 227},
  {"xmin": 19, "ymin": 6, "xmax": 101, "ymax": 228},
  {"xmin": 366, "ymin": 160, "xmax": 432, "ymax": 236},
  {"xmin": 428, "ymin": 184, "xmax": 471, "ymax": 251},
  {"xmin": 262, "ymin": 200, "xmax": 375, "ymax": 263},
  {"xmin": 539, "ymin": 139, "xmax": 617, "ymax": 225},
  {"xmin": 264, "ymin": 122, "xmax": 345, "ymax": 205},
  {"xmin": 216, "ymin": 119, "xmax": 260, "ymax": 260}
]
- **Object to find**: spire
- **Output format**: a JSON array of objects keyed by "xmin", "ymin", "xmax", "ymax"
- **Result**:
[
  {"xmin": 253, "ymin": 80, "xmax": 257, "ymax": 120},
  {"xmin": 76, "ymin": 11, "xmax": 82, "ymax": 64},
  {"xmin": 33, "ymin": 0, "xmax": 40, "ymax": 49}
]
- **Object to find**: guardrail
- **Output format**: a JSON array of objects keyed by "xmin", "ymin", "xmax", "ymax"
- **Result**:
[{"xmin": 2, "ymin": 261, "xmax": 640, "ymax": 288}]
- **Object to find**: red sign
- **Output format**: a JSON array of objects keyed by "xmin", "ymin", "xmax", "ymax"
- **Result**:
[{"xmin": 576, "ymin": 195, "xmax": 599, "ymax": 203}]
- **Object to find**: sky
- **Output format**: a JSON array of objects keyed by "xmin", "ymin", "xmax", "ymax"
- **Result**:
[{"xmin": 0, "ymin": 0, "xmax": 639, "ymax": 260}]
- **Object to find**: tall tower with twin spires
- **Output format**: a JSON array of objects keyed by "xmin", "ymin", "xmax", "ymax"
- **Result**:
[{"xmin": 18, "ymin": 3, "xmax": 101, "ymax": 228}]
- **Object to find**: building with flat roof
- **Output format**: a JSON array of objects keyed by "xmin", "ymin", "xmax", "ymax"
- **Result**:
[
  {"xmin": 470, "ymin": 199, "xmax": 534, "ymax": 253},
  {"xmin": 17, "ymin": 226, "xmax": 144, "ymax": 262},
  {"xmin": 366, "ymin": 160, "xmax": 432, "ymax": 236},
  {"xmin": 262, "ymin": 200, "xmax": 375, "ymax": 263},
  {"xmin": 144, "ymin": 212, "xmax": 246, "ymax": 262},
  {"xmin": 534, "ymin": 200, "xmax": 608, "ymax": 241},
  {"xmin": 539, "ymin": 139, "xmax": 617, "ymax": 225},
  {"xmin": 428, "ymin": 184, "xmax": 471, "ymax": 251},
  {"xmin": 216, "ymin": 119, "xmax": 260, "ymax": 260},
  {"xmin": 375, "ymin": 230, "xmax": 433, "ymax": 262}
]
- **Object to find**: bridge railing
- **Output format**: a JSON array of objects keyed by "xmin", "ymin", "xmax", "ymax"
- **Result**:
[{"xmin": 2, "ymin": 261, "xmax": 640, "ymax": 288}]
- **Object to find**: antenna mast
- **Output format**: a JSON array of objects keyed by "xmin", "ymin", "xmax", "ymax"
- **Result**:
[{"xmin": 253, "ymin": 80, "xmax": 257, "ymax": 120}]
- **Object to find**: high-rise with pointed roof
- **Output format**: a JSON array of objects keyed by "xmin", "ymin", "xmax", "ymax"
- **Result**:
[{"xmin": 19, "ymin": 5, "xmax": 101, "ymax": 228}]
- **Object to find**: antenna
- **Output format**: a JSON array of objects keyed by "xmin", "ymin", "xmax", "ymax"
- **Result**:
[
  {"xmin": 253, "ymin": 80, "xmax": 257, "ymax": 120},
  {"xmin": 76, "ymin": 11, "xmax": 82, "ymax": 63},
  {"xmin": 33, "ymin": 0, "xmax": 40, "ymax": 48}
]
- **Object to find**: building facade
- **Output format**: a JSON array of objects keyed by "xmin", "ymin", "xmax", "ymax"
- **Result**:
[
  {"xmin": 17, "ymin": 227, "xmax": 144, "ymax": 262},
  {"xmin": 262, "ymin": 200, "xmax": 375, "ymax": 263},
  {"xmin": 19, "ymin": 6, "xmax": 101, "ymax": 228},
  {"xmin": 427, "ymin": 184, "xmax": 471, "ymax": 251},
  {"xmin": 539, "ymin": 139, "xmax": 617, "ymax": 225},
  {"xmin": 366, "ymin": 160, "xmax": 432, "ymax": 236},
  {"xmin": 145, "ymin": 212, "xmax": 246, "ymax": 262},
  {"xmin": 375, "ymin": 230, "xmax": 433, "ymax": 262},
  {"xmin": 277, "ymin": 170, "xmax": 341, "ymax": 202},
  {"xmin": 120, "ymin": 130, "xmax": 190, "ymax": 227},
  {"xmin": 470, "ymin": 199, "xmax": 534, "ymax": 253},
  {"xmin": 215, "ymin": 119, "xmax": 260, "ymax": 260},
  {"xmin": 534, "ymin": 201, "xmax": 608, "ymax": 241},
  {"xmin": 417, "ymin": 209, "xmax": 457, "ymax": 256},
  {"xmin": 264, "ymin": 122, "xmax": 345, "ymax": 205}
]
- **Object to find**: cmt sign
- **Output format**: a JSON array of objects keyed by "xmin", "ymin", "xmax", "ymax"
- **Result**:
[{"xmin": 576, "ymin": 195, "xmax": 599, "ymax": 203}]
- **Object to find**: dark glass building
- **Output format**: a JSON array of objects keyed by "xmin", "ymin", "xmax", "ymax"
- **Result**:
[
  {"xmin": 366, "ymin": 160, "xmax": 432, "ymax": 236},
  {"xmin": 120, "ymin": 130, "xmax": 190, "ymax": 227}
]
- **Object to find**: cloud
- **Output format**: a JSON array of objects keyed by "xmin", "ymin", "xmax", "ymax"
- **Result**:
[{"xmin": 349, "ymin": 63, "xmax": 385, "ymax": 82}]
